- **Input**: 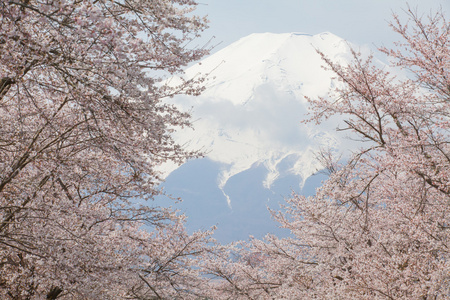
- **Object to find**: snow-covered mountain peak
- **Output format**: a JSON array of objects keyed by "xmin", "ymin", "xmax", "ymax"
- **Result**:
[
  {"xmin": 185, "ymin": 32, "xmax": 351, "ymax": 106},
  {"xmin": 163, "ymin": 32, "xmax": 358, "ymax": 206}
]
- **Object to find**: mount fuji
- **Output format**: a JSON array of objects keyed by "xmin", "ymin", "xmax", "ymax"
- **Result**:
[{"xmin": 159, "ymin": 32, "xmax": 364, "ymax": 242}]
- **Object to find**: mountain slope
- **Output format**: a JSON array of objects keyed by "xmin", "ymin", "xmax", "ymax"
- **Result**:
[
  {"xmin": 159, "ymin": 32, "xmax": 361, "ymax": 241},
  {"xmin": 168, "ymin": 32, "xmax": 354, "ymax": 191}
]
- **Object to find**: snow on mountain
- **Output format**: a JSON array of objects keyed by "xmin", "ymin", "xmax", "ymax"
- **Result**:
[
  {"xmin": 186, "ymin": 32, "xmax": 349, "ymax": 104},
  {"xmin": 164, "ymin": 32, "xmax": 357, "ymax": 207}
]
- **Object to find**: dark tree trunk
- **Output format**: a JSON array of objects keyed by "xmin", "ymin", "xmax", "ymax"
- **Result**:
[{"xmin": 46, "ymin": 287, "xmax": 63, "ymax": 300}]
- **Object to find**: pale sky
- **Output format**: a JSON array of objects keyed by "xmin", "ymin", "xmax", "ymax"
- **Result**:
[{"xmin": 196, "ymin": 0, "xmax": 450, "ymax": 53}]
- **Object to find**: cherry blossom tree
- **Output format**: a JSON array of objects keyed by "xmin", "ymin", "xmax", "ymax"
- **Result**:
[
  {"xmin": 200, "ymin": 8, "xmax": 450, "ymax": 299},
  {"xmin": 0, "ymin": 0, "xmax": 212, "ymax": 298}
]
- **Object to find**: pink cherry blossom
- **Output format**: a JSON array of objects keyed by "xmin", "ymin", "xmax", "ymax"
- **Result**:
[
  {"xmin": 0, "ymin": 1, "xmax": 212, "ymax": 298},
  {"xmin": 199, "ymin": 8, "xmax": 450, "ymax": 299}
]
